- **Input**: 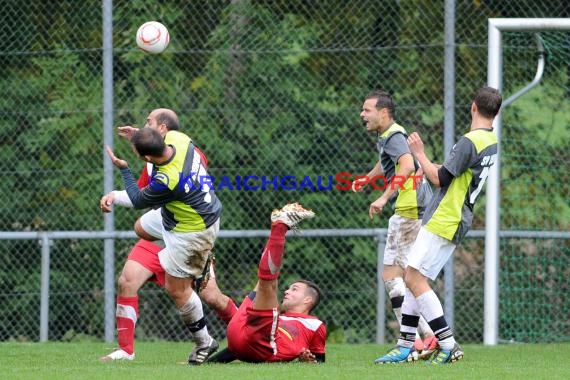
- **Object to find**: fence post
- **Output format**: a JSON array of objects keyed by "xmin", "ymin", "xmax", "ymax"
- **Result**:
[
  {"xmin": 102, "ymin": 0, "xmax": 116, "ymax": 344},
  {"xmin": 39, "ymin": 233, "xmax": 52, "ymax": 342},
  {"xmin": 376, "ymin": 230, "xmax": 386, "ymax": 344}
]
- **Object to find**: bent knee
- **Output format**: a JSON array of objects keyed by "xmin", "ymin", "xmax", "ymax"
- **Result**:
[
  {"xmin": 382, "ymin": 265, "xmax": 404, "ymax": 281},
  {"xmin": 164, "ymin": 284, "xmax": 193, "ymax": 306},
  {"xmin": 117, "ymin": 273, "xmax": 140, "ymax": 295},
  {"xmin": 403, "ymin": 268, "xmax": 428, "ymax": 292}
]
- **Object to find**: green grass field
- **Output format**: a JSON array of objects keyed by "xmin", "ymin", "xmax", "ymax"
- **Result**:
[{"xmin": 2, "ymin": 341, "xmax": 569, "ymax": 380}]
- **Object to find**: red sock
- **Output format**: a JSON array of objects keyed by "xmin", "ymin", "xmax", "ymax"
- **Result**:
[
  {"xmin": 116, "ymin": 296, "xmax": 139, "ymax": 355},
  {"xmin": 217, "ymin": 298, "xmax": 238, "ymax": 325},
  {"xmin": 258, "ymin": 223, "xmax": 288, "ymax": 281}
]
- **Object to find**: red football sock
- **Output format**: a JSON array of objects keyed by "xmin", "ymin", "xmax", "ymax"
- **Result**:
[
  {"xmin": 116, "ymin": 296, "xmax": 139, "ymax": 355},
  {"xmin": 258, "ymin": 223, "xmax": 288, "ymax": 281},
  {"xmin": 217, "ymin": 298, "xmax": 238, "ymax": 325}
]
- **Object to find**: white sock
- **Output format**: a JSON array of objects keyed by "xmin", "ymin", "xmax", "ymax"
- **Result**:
[
  {"xmin": 396, "ymin": 288, "xmax": 419, "ymax": 348},
  {"xmin": 416, "ymin": 290, "xmax": 456, "ymax": 350},
  {"xmin": 179, "ymin": 291, "xmax": 210, "ymax": 347}
]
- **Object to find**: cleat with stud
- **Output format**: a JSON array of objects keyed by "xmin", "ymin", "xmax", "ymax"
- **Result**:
[
  {"xmin": 374, "ymin": 346, "xmax": 418, "ymax": 364},
  {"xmin": 270, "ymin": 202, "xmax": 315, "ymax": 230},
  {"xmin": 100, "ymin": 349, "xmax": 135, "ymax": 361},
  {"xmin": 429, "ymin": 342, "xmax": 463, "ymax": 364},
  {"xmin": 188, "ymin": 337, "xmax": 219, "ymax": 365}
]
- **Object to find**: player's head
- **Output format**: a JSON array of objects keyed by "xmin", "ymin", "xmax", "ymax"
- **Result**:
[
  {"xmin": 131, "ymin": 127, "xmax": 166, "ymax": 159},
  {"xmin": 472, "ymin": 86, "xmax": 502, "ymax": 119},
  {"xmin": 361, "ymin": 90, "xmax": 396, "ymax": 133},
  {"xmin": 366, "ymin": 90, "xmax": 395, "ymax": 118},
  {"xmin": 282, "ymin": 279, "xmax": 323, "ymax": 313},
  {"xmin": 144, "ymin": 108, "xmax": 180, "ymax": 136}
]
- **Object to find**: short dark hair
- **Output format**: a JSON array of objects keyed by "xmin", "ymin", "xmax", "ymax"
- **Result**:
[
  {"xmin": 473, "ymin": 86, "xmax": 502, "ymax": 119},
  {"xmin": 131, "ymin": 128, "xmax": 166, "ymax": 157},
  {"xmin": 365, "ymin": 90, "xmax": 396, "ymax": 118},
  {"xmin": 156, "ymin": 110, "xmax": 180, "ymax": 131},
  {"xmin": 294, "ymin": 279, "xmax": 323, "ymax": 312}
]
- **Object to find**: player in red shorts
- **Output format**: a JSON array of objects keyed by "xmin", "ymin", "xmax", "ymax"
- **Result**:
[
  {"xmin": 203, "ymin": 203, "xmax": 326, "ymax": 364},
  {"xmin": 99, "ymin": 164, "xmax": 165, "ymax": 361}
]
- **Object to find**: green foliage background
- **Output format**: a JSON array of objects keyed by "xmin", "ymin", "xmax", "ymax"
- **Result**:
[{"xmin": 0, "ymin": 1, "xmax": 568, "ymax": 343}]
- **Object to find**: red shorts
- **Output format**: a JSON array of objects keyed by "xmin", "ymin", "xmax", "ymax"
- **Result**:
[
  {"xmin": 226, "ymin": 296, "xmax": 278, "ymax": 362},
  {"xmin": 127, "ymin": 239, "xmax": 165, "ymax": 287}
]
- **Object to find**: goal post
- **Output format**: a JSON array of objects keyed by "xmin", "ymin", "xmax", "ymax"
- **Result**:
[{"xmin": 485, "ymin": 18, "xmax": 570, "ymax": 346}]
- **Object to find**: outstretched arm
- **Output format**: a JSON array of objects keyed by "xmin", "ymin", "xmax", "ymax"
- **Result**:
[
  {"xmin": 100, "ymin": 166, "xmax": 149, "ymax": 213},
  {"xmin": 105, "ymin": 145, "xmax": 129, "ymax": 169},
  {"xmin": 105, "ymin": 145, "xmax": 173, "ymax": 209},
  {"xmin": 99, "ymin": 191, "xmax": 134, "ymax": 212},
  {"xmin": 117, "ymin": 125, "xmax": 139, "ymax": 141}
]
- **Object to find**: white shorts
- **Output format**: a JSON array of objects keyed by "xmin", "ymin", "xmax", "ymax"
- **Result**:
[
  {"xmin": 139, "ymin": 208, "xmax": 164, "ymax": 240},
  {"xmin": 407, "ymin": 227, "xmax": 456, "ymax": 280},
  {"xmin": 383, "ymin": 214, "xmax": 422, "ymax": 268},
  {"xmin": 159, "ymin": 218, "xmax": 220, "ymax": 279}
]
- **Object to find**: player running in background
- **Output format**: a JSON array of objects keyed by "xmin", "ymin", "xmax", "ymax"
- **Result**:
[
  {"xmin": 353, "ymin": 90, "xmax": 436, "ymax": 358},
  {"xmin": 201, "ymin": 203, "xmax": 326, "ymax": 364},
  {"xmin": 375, "ymin": 86, "xmax": 501, "ymax": 364}
]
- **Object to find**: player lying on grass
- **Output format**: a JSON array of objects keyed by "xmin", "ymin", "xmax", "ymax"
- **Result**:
[{"xmin": 199, "ymin": 203, "xmax": 326, "ymax": 364}]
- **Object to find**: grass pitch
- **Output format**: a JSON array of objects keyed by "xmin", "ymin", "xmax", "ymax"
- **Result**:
[{"xmin": 1, "ymin": 341, "xmax": 568, "ymax": 380}]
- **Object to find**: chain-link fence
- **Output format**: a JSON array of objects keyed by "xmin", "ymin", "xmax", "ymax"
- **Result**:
[{"xmin": 0, "ymin": 1, "xmax": 568, "ymax": 345}]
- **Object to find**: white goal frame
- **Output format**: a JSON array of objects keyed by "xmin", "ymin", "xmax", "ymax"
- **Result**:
[{"xmin": 485, "ymin": 18, "xmax": 570, "ymax": 345}]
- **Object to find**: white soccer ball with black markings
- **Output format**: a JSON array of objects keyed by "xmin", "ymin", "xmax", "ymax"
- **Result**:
[{"xmin": 136, "ymin": 21, "xmax": 170, "ymax": 54}]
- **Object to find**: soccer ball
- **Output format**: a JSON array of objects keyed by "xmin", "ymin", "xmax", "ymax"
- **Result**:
[{"xmin": 136, "ymin": 21, "xmax": 170, "ymax": 54}]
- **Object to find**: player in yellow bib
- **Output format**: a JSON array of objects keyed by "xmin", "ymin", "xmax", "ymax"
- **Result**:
[
  {"xmin": 375, "ymin": 86, "xmax": 502, "ymax": 365},
  {"xmin": 100, "ymin": 109, "xmax": 223, "ymax": 363},
  {"xmin": 354, "ymin": 90, "xmax": 436, "ymax": 357},
  {"xmin": 106, "ymin": 122, "xmax": 222, "ymax": 364}
]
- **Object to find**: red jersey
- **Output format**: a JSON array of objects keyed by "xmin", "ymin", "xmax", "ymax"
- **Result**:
[
  {"xmin": 273, "ymin": 312, "xmax": 326, "ymax": 361},
  {"xmin": 226, "ymin": 297, "xmax": 326, "ymax": 363}
]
